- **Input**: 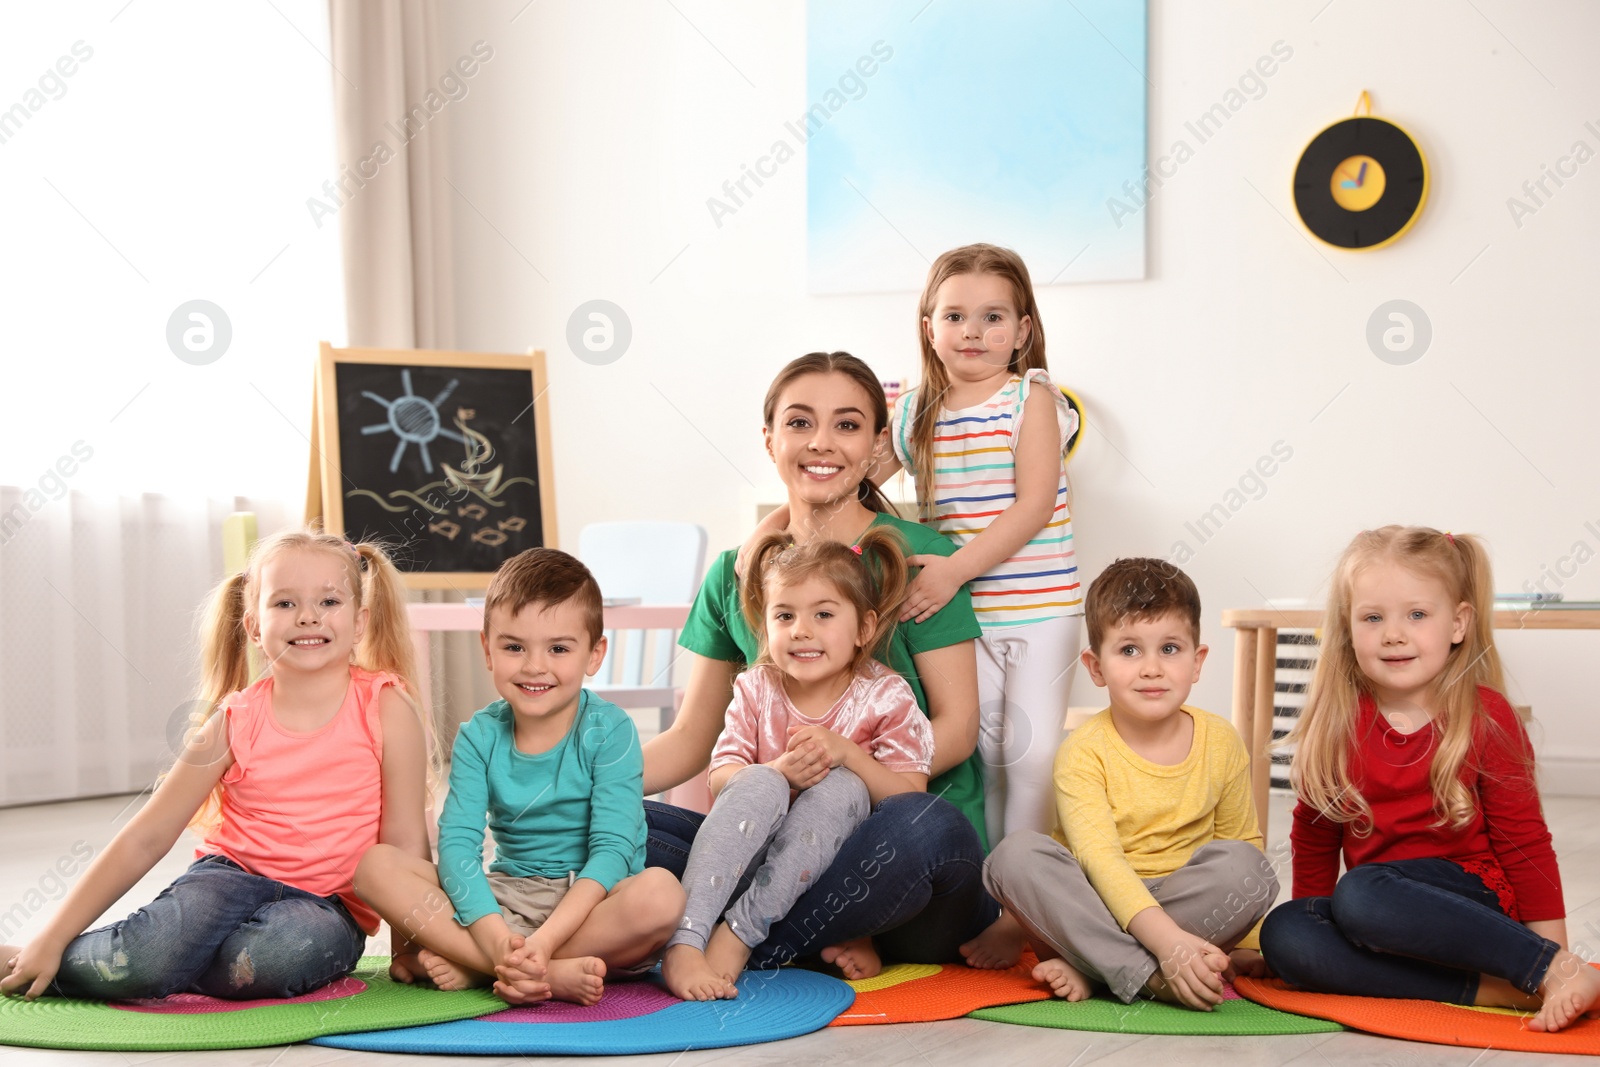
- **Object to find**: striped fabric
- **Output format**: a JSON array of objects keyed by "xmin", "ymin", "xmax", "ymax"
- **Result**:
[{"xmin": 892, "ymin": 370, "xmax": 1081, "ymax": 629}]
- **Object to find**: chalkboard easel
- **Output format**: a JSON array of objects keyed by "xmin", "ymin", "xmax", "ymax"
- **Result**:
[{"xmin": 306, "ymin": 343, "xmax": 557, "ymax": 589}]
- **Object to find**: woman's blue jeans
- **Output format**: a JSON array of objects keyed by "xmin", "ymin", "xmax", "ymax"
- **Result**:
[
  {"xmin": 1260, "ymin": 857, "xmax": 1559, "ymax": 1003},
  {"xmin": 647, "ymin": 791, "xmax": 998, "ymax": 969},
  {"xmin": 52, "ymin": 855, "xmax": 366, "ymax": 1000}
]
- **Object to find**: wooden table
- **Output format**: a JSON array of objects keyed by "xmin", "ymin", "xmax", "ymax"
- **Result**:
[{"xmin": 1221, "ymin": 606, "xmax": 1600, "ymax": 837}]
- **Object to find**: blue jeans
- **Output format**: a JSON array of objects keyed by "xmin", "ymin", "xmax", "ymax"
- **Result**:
[
  {"xmin": 1260, "ymin": 857, "xmax": 1560, "ymax": 1003},
  {"xmin": 52, "ymin": 855, "xmax": 365, "ymax": 1000},
  {"xmin": 647, "ymin": 791, "xmax": 998, "ymax": 969}
]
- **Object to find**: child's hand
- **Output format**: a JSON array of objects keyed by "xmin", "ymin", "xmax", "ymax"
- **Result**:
[
  {"xmin": 900, "ymin": 554, "xmax": 966, "ymax": 623},
  {"xmin": 0, "ymin": 941, "xmax": 63, "ymax": 1001},
  {"xmin": 493, "ymin": 934, "xmax": 551, "ymax": 1004},
  {"xmin": 1150, "ymin": 929, "xmax": 1227, "ymax": 1011},
  {"xmin": 1223, "ymin": 947, "xmax": 1270, "ymax": 981},
  {"xmin": 770, "ymin": 745, "xmax": 829, "ymax": 790},
  {"xmin": 787, "ymin": 726, "xmax": 855, "ymax": 769},
  {"xmin": 735, "ymin": 506, "xmax": 790, "ymax": 578}
]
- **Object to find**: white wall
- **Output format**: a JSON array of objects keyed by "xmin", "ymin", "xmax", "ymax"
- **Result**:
[{"xmin": 429, "ymin": 0, "xmax": 1600, "ymax": 787}]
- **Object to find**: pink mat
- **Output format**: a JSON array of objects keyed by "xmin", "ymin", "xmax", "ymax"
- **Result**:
[
  {"xmin": 479, "ymin": 981, "xmax": 681, "ymax": 1023},
  {"xmin": 111, "ymin": 976, "xmax": 367, "ymax": 1015}
]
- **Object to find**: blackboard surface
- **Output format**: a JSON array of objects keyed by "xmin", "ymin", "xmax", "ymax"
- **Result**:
[{"xmin": 326, "ymin": 356, "xmax": 547, "ymax": 579}]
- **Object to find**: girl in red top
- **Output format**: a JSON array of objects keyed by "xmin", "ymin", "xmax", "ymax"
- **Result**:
[
  {"xmin": 0, "ymin": 531, "xmax": 431, "ymax": 1002},
  {"xmin": 1260, "ymin": 525, "xmax": 1599, "ymax": 1033}
]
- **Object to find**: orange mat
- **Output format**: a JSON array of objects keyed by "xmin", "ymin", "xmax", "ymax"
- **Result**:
[
  {"xmin": 830, "ymin": 951, "xmax": 1051, "ymax": 1026},
  {"xmin": 1236, "ymin": 970, "xmax": 1600, "ymax": 1055}
]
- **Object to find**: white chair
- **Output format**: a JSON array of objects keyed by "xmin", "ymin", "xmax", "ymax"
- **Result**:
[{"xmin": 577, "ymin": 522, "xmax": 708, "ymax": 736}]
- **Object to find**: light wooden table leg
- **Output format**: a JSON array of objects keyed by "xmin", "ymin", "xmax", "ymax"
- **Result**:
[
  {"xmin": 1251, "ymin": 627, "xmax": 1278, "ymax": 838},
  {"xmin": 411, "ymin": 629, "xmax": 432, "ymax": 714},
  {"xmin": 1231, "ymin": 624, "xmax": 1259, "ymax": 776}
]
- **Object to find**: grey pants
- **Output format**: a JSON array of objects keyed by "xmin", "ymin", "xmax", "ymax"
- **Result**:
[
  {"xmin": 984, "ymin": 832, "xmax": 1278, "ymax": 1003},
  {"xmin": 668, "ymin": 763, "xmax": 870, "ymax": 952}
]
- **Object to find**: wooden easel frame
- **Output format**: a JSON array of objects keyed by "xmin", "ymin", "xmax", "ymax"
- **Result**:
[{"xmin": 306, "ymin": 342, "xmax": 557, "ymax": 589}]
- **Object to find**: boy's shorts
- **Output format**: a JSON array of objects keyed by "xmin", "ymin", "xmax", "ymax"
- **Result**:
[{"xmin": 487, "ymin": 870, "xmax": 575, "ymax": 937}]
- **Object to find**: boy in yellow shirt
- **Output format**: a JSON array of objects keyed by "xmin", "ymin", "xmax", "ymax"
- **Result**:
[{"xmin": 982, "ymin": 557, "xmax": 1276, "ymax": 1008}]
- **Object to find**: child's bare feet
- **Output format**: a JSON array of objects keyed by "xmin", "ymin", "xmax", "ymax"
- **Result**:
[
  {"xmin": 388, "ymin": 951, "xmax": 432, "ymax": 985},
  {"xmin": 959, "ymin": 909, "xmax": 1029, "ymax": 969},
  {"xmin": 546, "ymin": 956, "xmax": 607, "ymax": 1006},
  {"xmin": 1033, "ymin": 955, "xmax": 1093, "ymax": 1002},
  {"xmin": 418, "ymin": 948, "xmax": 490, "ymax": 992},
  {"xmin": 704, "ymin": 924, "xmax": 752, "ymax": 990},
  {"xmin": 0, "ymin": 946, "xmax": 19, "ymax": 981},
  {"xmin": 1532, "ymin": 952, "xmax": 1600, "ymax": 1033},
  {"xmin": 821, "ymin": 937, "xmax": 881, "ymax": 980},
  {"xmin": 662, "ymin": 944, "xmax": 737, "ymax": 1001}
]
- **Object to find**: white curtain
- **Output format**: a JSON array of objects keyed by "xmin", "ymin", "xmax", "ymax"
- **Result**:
[
  {"xmin": 0, "ymin": 2, "xmax": 345, "ymax": 804},
  {"xmin": 0, "ymin": 494, "xmax": 296, "ymax": 806}
]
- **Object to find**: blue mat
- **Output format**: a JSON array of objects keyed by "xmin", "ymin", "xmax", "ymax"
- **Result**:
[{"xmin": 310, "ymin": 967, "xmax": 853, "ymax": 1055}]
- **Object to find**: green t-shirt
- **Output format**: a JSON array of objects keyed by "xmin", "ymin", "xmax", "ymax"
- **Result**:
[{"xmin": 677, "ymin": 511, "xmax": 988, "ymax": 847}]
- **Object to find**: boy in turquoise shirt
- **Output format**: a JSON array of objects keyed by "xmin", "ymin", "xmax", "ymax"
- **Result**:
[{"xmin": 356, "ymin": 549, "xmax": 685, "ymax": 1005}]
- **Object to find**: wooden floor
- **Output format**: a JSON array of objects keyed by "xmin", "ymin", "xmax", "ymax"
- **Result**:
[{"xmin": 2, "ymin": 790, "xmax": 1598, "ymax": 1066}]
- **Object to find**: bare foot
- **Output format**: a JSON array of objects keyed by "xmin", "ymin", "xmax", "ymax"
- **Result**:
[
  {"xmin": 662, "ymin": 944, "xmax": 737, "ymax": 1001},
  {"xmin": 960, "ymin": 909, "xmax": 1028, "ymax": 970},
  {"xmin": 418, "ymin": 947, "xmax": 490, "ymax": 992},
  {"xmin": 1033, "ymin": 955, "xmax": 1093, "ymax": 1001},
  {"xmin": 1532, "ymin": 952, "xmax": 1600, "ymax": 1033},
  {"xmin": 388, "ymin": 951, "xmax": 432, "ymax": 985},
  {"xmin": 821, "ymin": 937, "xmax": 881, "ymax": 980},
  {"xmin": 547, "ymin": 956, "xmax": 607, "ymax": 1006},
  {"xmin": 704, "ymin": 924, "xmax": 752, "ymax": 990},
  {"xmin": 1143, "ymin": 970, "xmax": 1184, "ymax": 1005},
  {"xmin": 0, "ymin": 946, "xmax": 19, "ymax": 981}
]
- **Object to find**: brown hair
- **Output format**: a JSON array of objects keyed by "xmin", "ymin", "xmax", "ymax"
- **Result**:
[
  {"xmin": 909, "ymin": 243, "xmax": 1051, "ymax": 520},
  {"xmin": 190, "ymin": 529, "xmax": 423, "ymax": 831},
  {"xmin": 740, "ymin": 525, "xmax": 909, "ymax": 675},
  {"xmin": 482, "ymin": 547, "xmax": 604, "ymax": 646},
  {"xmin": 762, "ymin": 351, "xmax": 897, "ymax": 516},
  {"xmin": 1286, "ymin": 525, "xmax": 1520, "ymax": 834},
  {"xmin": 1083, "ymin": 557, "xmax": 1202, "ymax": 653}
]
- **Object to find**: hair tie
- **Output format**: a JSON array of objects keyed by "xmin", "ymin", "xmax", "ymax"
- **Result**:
[
  {"xmin": 849, "ymin": 544, "xmax": 863, "ymax": 555},
  {"xmin": 1445, "ymin": 531, "xmax": 1456, "ymax": 544}
]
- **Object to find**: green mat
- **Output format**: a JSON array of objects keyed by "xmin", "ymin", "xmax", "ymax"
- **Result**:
[
  {"xmin": 0, "ymin": 956, "xmax": 501, "ymax": 1051},
  {"xmin": 970, "ymin": 991, "xmax": 1346, "ymax": 1036}
]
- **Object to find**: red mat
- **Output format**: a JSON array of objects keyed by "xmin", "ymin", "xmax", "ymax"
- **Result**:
[{"xmin": 1237, "ymin": 969, "xmax": 1600, "ymax": 1055}]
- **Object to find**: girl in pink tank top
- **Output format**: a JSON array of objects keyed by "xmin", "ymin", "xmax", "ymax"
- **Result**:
[{"xmin": 1, "ymin": 531, "xmax": 432, "ymax": 1002}]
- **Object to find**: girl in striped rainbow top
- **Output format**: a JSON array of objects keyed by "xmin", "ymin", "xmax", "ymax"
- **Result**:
[
  {"xmin": 890, "ymin": 244, "xmax": 1082, "ymax": 968},
  {"xmin": 890, "ymin": 243, "xmax": 1080, "ymax": 837}
]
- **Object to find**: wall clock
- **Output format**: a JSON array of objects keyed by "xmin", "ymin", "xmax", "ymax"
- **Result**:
[{"xmin": 1293, "ymin": 92, "xmax": 1428, "ymax": 250}]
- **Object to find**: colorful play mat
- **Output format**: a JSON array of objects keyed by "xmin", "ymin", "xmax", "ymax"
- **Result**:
[
  {"xmin": 833, "ymin": 953, "xmax": 1051, "ymax": 1024},
  {"xmin": 1238, "ymin": 972, "xmax": 1600, "ymax": 1055},
  {"xmin": 0, "ymin": 956, "xmax": 500, "ymax": 1051},
  {"xmin": 311, "ymin": 965, "xmax": 854, "ymax": 1055}
]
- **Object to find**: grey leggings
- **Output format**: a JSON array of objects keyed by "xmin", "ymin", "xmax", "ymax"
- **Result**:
[{"xmin": 668, "ymin": 763, "xmax": 870, "ymax": 952}]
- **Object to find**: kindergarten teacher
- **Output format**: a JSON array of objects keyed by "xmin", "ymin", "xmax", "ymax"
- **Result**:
[{"xmin": 642, "ymin": 350, "xmax": 996, "ymax": 975}]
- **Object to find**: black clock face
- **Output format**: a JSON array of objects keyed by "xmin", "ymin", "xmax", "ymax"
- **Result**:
[{"xmin": 1293, "ymin": 117, "xmax": 1427, "ymax": 250}]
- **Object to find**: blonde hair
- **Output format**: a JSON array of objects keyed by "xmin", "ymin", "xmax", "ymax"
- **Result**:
[
  {"xmin": 909, "ymin": 243, "xmax": 1050, "ymax": 521},
  {"xmin": 188, "ymin": 529, "xmax": 426, "ymax": 831},
  {"xmin": 740, "ymin": 525, "xmax": 910, "ymax": 676},
  {"xmin": 1286, "ymin": 525, "xmax": 1520, "ymax": 833}
]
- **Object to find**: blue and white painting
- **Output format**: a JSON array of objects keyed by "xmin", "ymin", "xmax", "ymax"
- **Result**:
[{"xmin": 806, "ymin": 0, "xmax": 1147, "ymax": 293}]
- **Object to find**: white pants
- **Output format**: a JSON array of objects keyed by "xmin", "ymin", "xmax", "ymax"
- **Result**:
[{"xmin": 976, "ymin": 614, "xmax": 1082, "ymax": 846}]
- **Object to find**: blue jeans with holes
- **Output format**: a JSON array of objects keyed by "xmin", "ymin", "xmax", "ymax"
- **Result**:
[
  {"xmin": 51, "ymin": 855, "xmax": 366, "ymax": 1000},
  {"xmin": 1260, "ymin": 857, "xmax": 1560, "ymax": 1003},
  {"xmin": 647, "ymin": 791, "xmax": 998, "ymax": 969}
]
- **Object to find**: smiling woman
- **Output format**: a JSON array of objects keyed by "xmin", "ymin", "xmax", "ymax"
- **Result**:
[{"xmin": 641, "ymin": 352, "xmax": 995, "ymax": 983}]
